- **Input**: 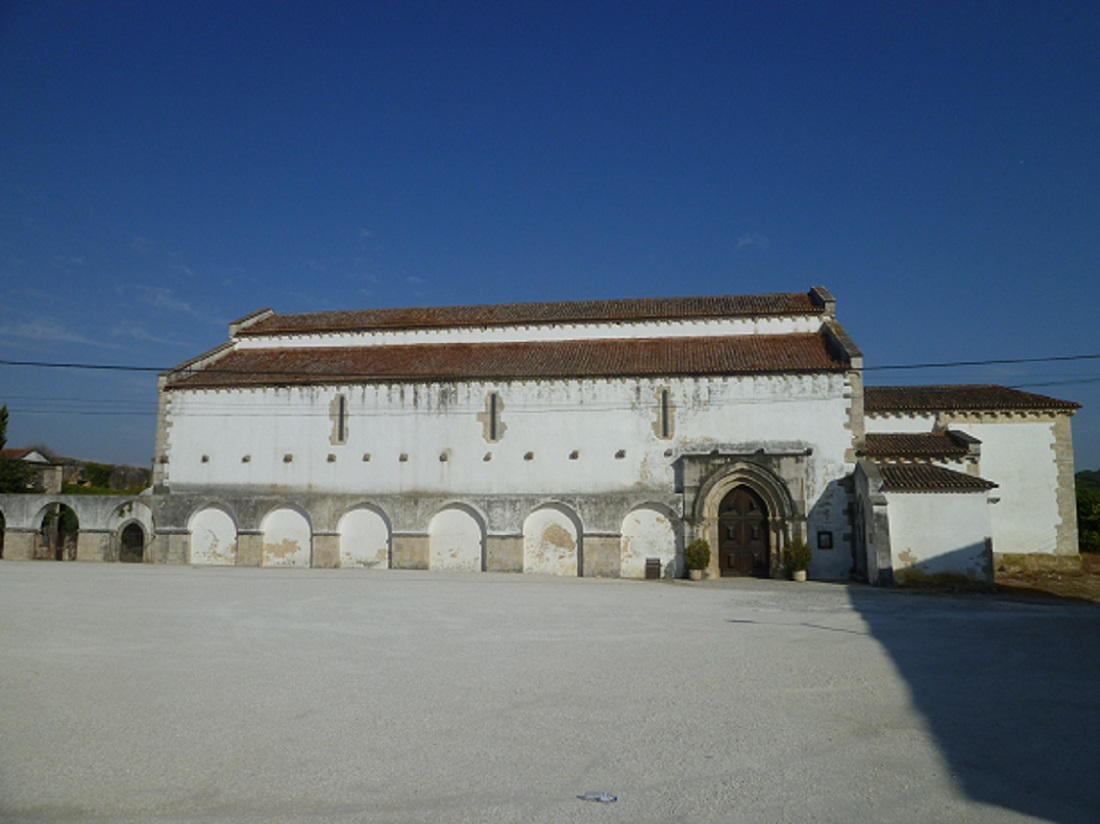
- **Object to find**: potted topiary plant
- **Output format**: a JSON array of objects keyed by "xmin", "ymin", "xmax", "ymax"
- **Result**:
[
  {"xmin": 685, "ymin": 538, "xmax": 711, "ymax": 580},
  {"xmin": 782, "ymin": 536, "xmax": 813, "ymax": 582}
]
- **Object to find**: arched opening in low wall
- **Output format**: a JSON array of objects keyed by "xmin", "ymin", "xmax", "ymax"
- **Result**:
[
  {"xmin": 36, "ymin": 503, "xmax": 79, "ymax": 561},
  {"xmin": 523, "ymin": 503, "xmax": 582, "ymax": 576},
  {"xmin": 120, "ymin": 523, "xmax": 145, "ymax": 563},
  {"xmin": 339, "ymin": 505, "xmax": 391, "ymax": 569},
  {"xmin": 620, "ymin": 504, "xmax": 681, "ymax": 579},
  {"xmin": 429, "ymin": 505, "xmax": 485, "ymax": 572},
  {"xmin": 261, "ymin": 506, "xmax": 312, "ymax": 568},
  {"xmin": 189, "ymin": 506, "xmax": 238, "ymax": 566}
]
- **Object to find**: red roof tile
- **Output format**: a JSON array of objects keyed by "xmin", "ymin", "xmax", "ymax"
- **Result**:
[
  {"xmin": 865, "ymin": 385, "xmax": 1079, "ymax": 413},
  {"xmin": 877, "ymin": 463, "xmax": 997, "ymax": 492},
  {"xmin": 237, "ymin": 291, "xmax": 823, "ymax": 336},
  {"xmin": 864, "ymin": 432, "xmax": 971, "ymax": 459},
  {"xmin": 166, "ymin": 332, "xmax": 849, "ymax": 389}
]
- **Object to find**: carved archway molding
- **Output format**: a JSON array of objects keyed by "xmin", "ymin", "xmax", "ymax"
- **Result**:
[{"xmin": 692, "ymin": 460, "xmax": 804, "ymax": 579}]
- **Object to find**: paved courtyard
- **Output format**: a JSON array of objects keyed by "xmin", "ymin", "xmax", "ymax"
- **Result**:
[{"xmin": 1, "ymin": 564, "xmax": 1098, "ymax": 823}]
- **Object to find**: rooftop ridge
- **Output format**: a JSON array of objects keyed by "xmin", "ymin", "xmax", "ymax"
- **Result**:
[
  {"xmin": 865, "ymin": 384, "xmax": 1080, "ymax": 413},
  {"xmin": 236, "ymin": 289, "xmax": 825, "ymax": 337}
]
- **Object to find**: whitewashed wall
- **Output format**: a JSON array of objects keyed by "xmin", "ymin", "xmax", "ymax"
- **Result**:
[
  {"xmin": 944, "ymin": 419, "xmax": 1061, "ymax": 555},
  {"xmin": 884, "ymin": 491, "xmax": 992, "ymax": 582},
  {"xmin": 864, "ymin": 413, "xmax": 938, "ymax": 433},
  {"xmin": 162, "ymin": 374, "xmax": 853, "ymax": 501},
  {"xmin": 866, "ymin": 412, "xmax": 1065, "ymax": 555}
]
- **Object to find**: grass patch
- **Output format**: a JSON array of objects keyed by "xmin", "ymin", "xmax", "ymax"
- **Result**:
[
  {"xmin": 894, "ymin": 568, "xmax": 994, "ymax": 592},
  {"xmin": 994, "ymin": 553, "xmax": 1100, "ymax": 603}
]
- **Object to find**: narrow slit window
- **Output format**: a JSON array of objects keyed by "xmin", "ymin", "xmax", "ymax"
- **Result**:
[
  {"xmin": 330, "ymin": 394, "xmax": 349, "ymax": 445},
  {"xmin": 652, "ymin": 387, "xmax": 675, "ymax": 440},
  {"xmin": 478, "ymin": 392, "xmax": 506, "ymax": 443}
]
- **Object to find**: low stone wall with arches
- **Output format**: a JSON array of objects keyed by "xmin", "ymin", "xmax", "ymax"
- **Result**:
[
  {"xmin": 0, "ymin": 490, "xmax": 685, "ymax": 578},
  {"xmin": 0, "ymin": 494, "xmax": 155, "ymax": 563}
]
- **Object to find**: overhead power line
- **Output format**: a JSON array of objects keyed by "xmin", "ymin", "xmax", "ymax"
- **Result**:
[
  {"xmin": 0, "ymin": 359, "xmax": 163, "ymax": 372},
  {"xmin": 865, "ymin": 353, "xmax": 1100, "ymax": 372},
  {"xmin": 3, "ymin": 352, "xmax": 1100, "ymax": 377}
]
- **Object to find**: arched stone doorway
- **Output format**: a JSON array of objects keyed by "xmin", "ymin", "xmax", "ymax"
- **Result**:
[
  {"xmin": 693, "ymin": 460, "xmax": 801, "ymax": 580},
  {"xmin": 717, "ymin": 486, "xmax": 769, "ymax": 577},
  {"xmin": 119, "ymin": 523, "xmax": 144, "ymax": 563}
]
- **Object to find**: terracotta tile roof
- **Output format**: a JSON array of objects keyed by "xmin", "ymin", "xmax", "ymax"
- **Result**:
[
  {"xmin": 864, "ymin": 432, "xmax": 971, "ymax": 459},
  {"xmin": 166, "ymin": 332, "xmax": 849, "ymax": 389},
  {"xmin": 877, "ymin": 463, "xmax": 997, "ymax": 492},
  {"xmin": 865, "ymin": 384, "xmax": 1080, "ymax": 413},
  {"xmin": 237, "ymin": 291, "xmax": 823, "ymax": 336}
]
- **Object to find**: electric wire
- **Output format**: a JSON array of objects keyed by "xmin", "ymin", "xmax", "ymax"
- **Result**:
[{"xmin": 2, "ymin": 354, "xmax": 1098, "ymax": 419}]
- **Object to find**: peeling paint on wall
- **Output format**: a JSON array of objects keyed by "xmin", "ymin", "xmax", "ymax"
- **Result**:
[
  {"xmin": 189, "ymin": 507, "xmax": 237, "ymax": 565},
  {"xmin": 523, "ymin": 507, "xmax": 580, "ymax": 575},
  {"xmin": 261, "ymin": 507, "xmax": 311, "ymax": 567},
  {"xmin": 429, "ymin": 507, "xmax": 483, "ymax": 571},
  {"xmin": 620, "ymin": 507, "xmax": 680, "ymax": 578}
]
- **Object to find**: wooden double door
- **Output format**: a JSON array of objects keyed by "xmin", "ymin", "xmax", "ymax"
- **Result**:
[{"xmin": 718, "ymin": 485, "xmax": 771, "ymax": 577}]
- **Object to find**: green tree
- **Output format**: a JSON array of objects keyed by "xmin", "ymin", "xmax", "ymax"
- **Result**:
[
  {"xmin": 1078, "ymin": 487, "xmax": 1100, "ymax": 553},
  {"xmin": 0, "ymin": 404, "xmax": 37, "ymax": 493},
  {"xmin": 1076, "ymin": 469, "xmax": 1100, "ymax": 491}
]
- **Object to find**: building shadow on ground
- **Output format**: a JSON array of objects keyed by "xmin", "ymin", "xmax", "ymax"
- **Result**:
[{"xmin": 847, "ymin": 565, "xmax": 1100, "ymax": 823}]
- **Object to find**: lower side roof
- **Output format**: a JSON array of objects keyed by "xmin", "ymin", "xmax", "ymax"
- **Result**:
[
  {"xmin": 875, "ymin": 463, "xmax": 997, "ymax": 492},
  {"xmin": 165, "ymin": 332, "xmax": 850, "ymax": 389}
]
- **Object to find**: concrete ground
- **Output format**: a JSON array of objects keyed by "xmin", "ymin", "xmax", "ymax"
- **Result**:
[{"xmin": 1, "ymin": 565, "xmax": 1097, "ymax": 824}]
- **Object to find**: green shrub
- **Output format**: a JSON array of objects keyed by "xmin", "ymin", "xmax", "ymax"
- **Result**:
[
  {"xmin": 1081, "ymin": 530, "xmax": 1100, "ymax": 554},
  {"xmin": 85, "ymin": 463, "xmax": 113, "ymax": 489},
  {"xmin": 1078, "ymin": 488, "xmax": 1100, "ymax": 553},
  {"xmin": 685, "ymin": 538, "xmax": 711, "ymax": 571},
  {"xmin": 782, "ymin": 536, "xmax": 813, "ymax": 571}
]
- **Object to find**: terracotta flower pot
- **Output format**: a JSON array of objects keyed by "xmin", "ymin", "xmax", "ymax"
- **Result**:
[
  {"xmin": 688, "ymin": 569, "xmax": 704, "ymax": 581},
  {"xmin": 792, "ymin": 569, "xmax": 808, "ymax": 583}
]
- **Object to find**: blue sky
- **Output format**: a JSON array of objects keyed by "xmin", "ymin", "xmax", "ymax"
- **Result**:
[{"xmin": 1, "ymin": 0, "xmax": 1098, "ymax": 470}]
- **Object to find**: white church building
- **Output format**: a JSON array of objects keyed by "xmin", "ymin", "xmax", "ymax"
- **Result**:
[{"xmin": 129, "ymin": 286, "xmax": 1078, "ymax": 584}]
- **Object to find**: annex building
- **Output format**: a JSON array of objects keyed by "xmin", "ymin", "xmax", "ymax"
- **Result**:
[{"xmin": 0, "ymin": 287, "xmax": 1081, "ymax": 583}]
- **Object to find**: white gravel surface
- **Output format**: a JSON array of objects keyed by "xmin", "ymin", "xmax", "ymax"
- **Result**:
[{"xmin": 1, "ymin": 564, "xmax": 1097, "ymax": 823}]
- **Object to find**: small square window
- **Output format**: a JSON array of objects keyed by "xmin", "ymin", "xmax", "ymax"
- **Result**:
[{"xmin": 817, "ymin": 531, "xmax": 833, "ymax": 550}]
